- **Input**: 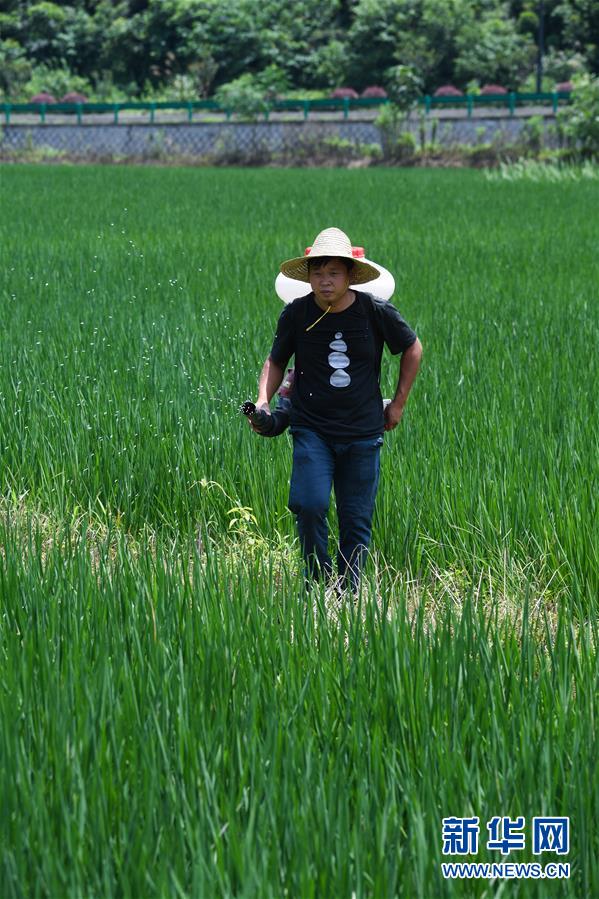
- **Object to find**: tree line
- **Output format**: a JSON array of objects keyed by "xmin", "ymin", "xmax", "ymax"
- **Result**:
[{"xmin": 0, "ymin": 0, "xmax": 597, "ymax": 102}]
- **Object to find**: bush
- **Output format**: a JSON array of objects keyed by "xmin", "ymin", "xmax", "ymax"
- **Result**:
[
  {"xmin": 555, "ymin": 81, "xmax": 573, "ymax": 93},
  {"xmin": 0, "ymin": 39, "xmax": 32, "ymax": 100},
  {"xmin": 60, "ymin": 92, "xmax": 87, "ymax": 104},
  {"xmin": 213, "ymin": 67, "xmax": 291, "ymax": 121},
  {"xmin": 542, "ymin": 49, "xmax": 588, "ymax": 86},
  {"xmin": 480, "ymin": 84, "xmax": 507, "ymax": 94},
  {"xmin": 384, "ymin": 65, "xmax": 422, "ymax": 113},
  {"xmin": 434, "ymin": 85, "xmax": 463, "ymax": 97},
  {"xmin": 30, "ymin": 92, "xmax": 56, "ymax": 104},
  {"xmin": 520, "ymin": 115, "xmax": 545, "ymax": 152},
  {"xmin": 376, "ymin": 103, "xmax": 417, "ymax": 162},
  {"xmin": 214, "ymin": 74, "xmax": 268, "ymax": 121},
  {"xmin": 167, "ymin": 74, "xmax": 197, "ymax": 103},
  {"xmin": 361, "ymin": 86, "xmax": 387, "ymax": 98},
  {"xmin": 330, "ymin": 88, "xmax": 359, "ymax": 99},
  {"xmin": 558, "ymin": 74, "xmax": 599, "ymax": 159},
  {"xmin": 320, "ymin": 135, "xmax": 381, "ymax": 163},
  {"xmin": 392, "ymin": 131, "xmax": 417, "ymax": 161},
  {"xmin": 23, "ymin": 66, "xmax": 92, "ymax": 104}
]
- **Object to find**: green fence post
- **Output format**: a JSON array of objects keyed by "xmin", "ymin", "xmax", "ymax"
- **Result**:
[
  {"xmin": 424, "ymin": 95, "xmax": 431, "ymax": 114},
  {"xmin": 552, "ymin": 91, "xmax": 558, "ymax": 114},
  {"xmin": 508, "ymin": 92, "xmax": 515, "ymax": 116},
  {"xmin": 76, "ymin": 103, "xmax": 82, "ymax": 125},
  {"xmin": 40, "ymin": 103, "xmax": 46, "ymax": 124},
  {"xmin": 467, "ymin": 94, "xmax": 473, "ymax": 118},
  {"xmin": 113, "ymin": 104, "xmax": 119, "ymax": 124},
  {"xmin": 343, "ymin": 97, "xmax": 349, "ymax": 119},
  {"xmin": 187, "ymin": 102, "xmax": 192, "ymax": 123},
  {"xmin": 303, "ymin": 100, "xmax": 309, "ymax": 120},
  {"xmin": 150, "ymin": 103, "xmax": 155, "ymax": 124}
]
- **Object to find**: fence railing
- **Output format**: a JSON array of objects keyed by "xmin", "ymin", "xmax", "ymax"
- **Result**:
[{"xmin": 1, "ymin": 92, "xmax": 572, "ymax": 125}]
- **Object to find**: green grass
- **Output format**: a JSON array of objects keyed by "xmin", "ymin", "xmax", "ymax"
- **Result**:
[{"xmin": 0, "ymin": 165, "xmax": 597, "ymax": 897}]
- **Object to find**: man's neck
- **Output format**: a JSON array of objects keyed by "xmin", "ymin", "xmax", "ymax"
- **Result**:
[{"xmin": 313, "ymin": 289, "xmax": 355, "ymax": 313}]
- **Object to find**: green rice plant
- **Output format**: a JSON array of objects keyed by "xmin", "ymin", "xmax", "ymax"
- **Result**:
[{"xmin": 0, "ymin": 165, "xmax": 597, "ymax": 896}]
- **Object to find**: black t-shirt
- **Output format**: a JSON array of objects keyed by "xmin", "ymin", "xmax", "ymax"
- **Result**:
[{"xmin": 270, "ymin": 290, "xmax": 417, "ymax": 440}]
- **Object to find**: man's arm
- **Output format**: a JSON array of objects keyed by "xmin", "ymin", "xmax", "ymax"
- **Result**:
[
  {"xmin": 256, "ymin": 355, "xmax": 285, "ymax": 411},
  {"xmin": 384, "ymin": 338, "xmax": 422, "ymax": 431}
]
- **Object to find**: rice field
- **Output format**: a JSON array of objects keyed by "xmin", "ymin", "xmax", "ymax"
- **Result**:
[{"xmin": 0, "ymin": 164, "xmax": 597, "ymax": 898}]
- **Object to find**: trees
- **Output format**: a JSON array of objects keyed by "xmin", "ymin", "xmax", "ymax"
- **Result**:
[
  {"xmin": 556, "ymin": 0, "xmax": 599, "ymax": 75},
  {"xmin": 455, "ymin": 13, "xmax": 536, "ymax": 88},
  {"xmin": 0, "ymin": 0, "xmax": 596, "ymax": 100}
]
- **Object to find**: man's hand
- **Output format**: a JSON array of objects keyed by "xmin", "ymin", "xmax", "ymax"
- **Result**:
[
  {"xmin": 385, "ymin": 339, "xmax": 422, "ymax": 432},
  {"xmin": 249, "ymin": 356, "xmax": 285, "ymax": 433},
  {"xmin": 248, "ymin": 401, "xmax": 271, "ymax": 433},
  {"xmin": 384, "ymin": 399, "xmax": 404, "ymax": 431}
]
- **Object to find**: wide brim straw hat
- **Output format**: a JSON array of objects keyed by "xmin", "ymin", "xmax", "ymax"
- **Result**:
[
  {"xmin": 279, "ymin": 227, "xmax": 380, "ymax": 285},
  {"xmin": 276, "ymin": 227, "xmax": 395, "ymax": 304}
]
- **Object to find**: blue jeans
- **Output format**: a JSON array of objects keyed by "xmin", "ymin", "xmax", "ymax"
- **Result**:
[{"xmin": 288, "ymin": 427, "xmax": 383, "ymax": 591}]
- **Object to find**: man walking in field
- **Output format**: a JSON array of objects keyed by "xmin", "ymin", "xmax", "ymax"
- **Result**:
[{"xmin": 253, "ymin": 227, "xmax": 422, "ymax": 592}]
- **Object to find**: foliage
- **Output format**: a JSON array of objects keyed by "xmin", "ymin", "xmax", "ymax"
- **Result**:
[
  {"xmin": 384, "ymin": 64, "xmax": 423, "ymax": 112},
  {"xmin": 309, "ymin": 39, "xmax": 348, "ymax": 90},
  {"xmin": 214, "ymin": 74, "xmax": 269, "ymax": 121},
  {"xmin": 486, "ymin": 158, "xmax": 599, "ymax": 181},
  {"xmin": 214, "ymin": 66, "xmax": 291, "ymax": 120},
  {"xmin": 22, "ymin": 63, "xmax": 92, "ymax": 101},
  {"xmin": 542, "ymin": 48, "xmax": 588, "ymax": 84},
  {"xmin": 520, "ymin": 114, "xmax": 545, "ymax": 151},
  {"xmin": 556, "ymin": 0, "xmax": 599, "ymax": 75},
  {"xmin": 0, "ymin": 39, "xmax": 31, "ymax": 99},
  {"xmin": 454, "ymin": 13, "xmax": 536, "ymax": 89},
  {"xmin": 558, "ymin": 74, "xmax": 599, "ymax": 158},
  {"xmin": 375, "ymin": 103, "xmax": 417, "ymax": 161},
  {"xmin": 320, "ymin": 134, "xmax": 383, "ymax": 162},
  {"xmin": 0, "ymin": 0, "xmax": 597, "ymax": 101},
  {"xmin": 187, "ymin": 50, "xmax": 218, "ymax": 99}
]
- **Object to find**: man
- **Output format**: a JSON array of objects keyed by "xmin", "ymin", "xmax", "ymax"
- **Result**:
[{"xmin": 253, "ymin": 227, "xmax": 422, "ymax": 591}]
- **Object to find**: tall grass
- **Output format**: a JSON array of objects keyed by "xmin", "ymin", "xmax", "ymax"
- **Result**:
[
  {"xmin": 486, "ymin": 160, "xmax": 599, "ymax": 182},
  {"xmin": 0, "ymin": 165, "xmax": 597, "ymax": 896}
]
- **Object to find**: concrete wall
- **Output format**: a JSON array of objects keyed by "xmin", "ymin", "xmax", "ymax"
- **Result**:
[{"xmin": 0, "ymin": 116, "xmax": 555, "ymax": 159}]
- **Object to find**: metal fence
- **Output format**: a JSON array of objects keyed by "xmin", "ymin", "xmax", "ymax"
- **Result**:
[
  {"xmin": 1, "ymin": 91, "xmax": 572, "ymax": 125},
  {"xmin": 0, "ymin": 121, "xmax": 384, "ymax": 159}
]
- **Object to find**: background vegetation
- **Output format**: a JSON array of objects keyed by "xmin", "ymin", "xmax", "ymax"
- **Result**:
[
  {"xmin": 0, "ymin": 0, "xmax": 597, "ymax": 103},
  {"xmin": 0, "ymin": 164, "xmax": 597, "ymax": 895}
]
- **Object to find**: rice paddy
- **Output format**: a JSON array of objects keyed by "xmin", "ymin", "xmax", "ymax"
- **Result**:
[{"xmin": 0, "ymin": 164, "xmax": 597, "ymax": 898}]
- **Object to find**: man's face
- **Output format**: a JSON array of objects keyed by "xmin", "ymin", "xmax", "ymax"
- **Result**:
[{"xmin": 309, "ymin": 258, "xmax": 352, "ymax": 307}]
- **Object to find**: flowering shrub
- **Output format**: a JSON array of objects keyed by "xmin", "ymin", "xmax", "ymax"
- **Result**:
[
  {"xmin": 60, "ymin": 92, "xmax": 88, "ymax": 103},
  {"xmin": 30, "ymin": 92, "xmax": 56, "ymax": 104},
  {"xmin": 555, "ymin": 81, "xmax": 573, "ymax": 93},
  {"xmin": 433, "ymin": 85, "xmax": 463, "ymax": 97},
  {"xmin": 480, "ymin": 84, "xmax": 507, "ymax": 95},
  {"xmin": 361, "ymin": 86, "xmax": 387, "ymax": 98},
  {"xmin": 330, "ymin": 87, "xmax": 359, "ymax": 99}
]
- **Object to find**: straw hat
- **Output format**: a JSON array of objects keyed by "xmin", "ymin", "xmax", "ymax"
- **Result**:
[
  {"xmin": 279, "ymin": 227, "xmax": 380, "ymax": 284},
  {"xmin": 275, "ymin": 228, "xmax": 395, "ymax": 304}
]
